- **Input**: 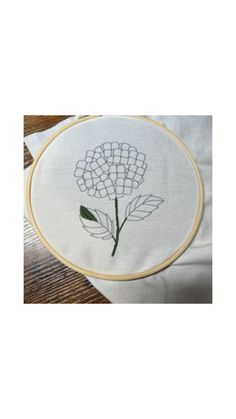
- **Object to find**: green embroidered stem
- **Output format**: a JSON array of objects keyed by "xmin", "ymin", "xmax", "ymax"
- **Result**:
[
  {"xmin": 111, "ymin": 199, "xmax": 128, "ymax": 257},
  {"xmin": 111, "ymin": 197, "xmax": 120, "ymax": 257}
]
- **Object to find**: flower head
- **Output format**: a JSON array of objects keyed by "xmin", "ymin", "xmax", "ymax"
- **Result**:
[{"xmin": 74, "ymin": 142, "xmax": 147, "ymax": 200}]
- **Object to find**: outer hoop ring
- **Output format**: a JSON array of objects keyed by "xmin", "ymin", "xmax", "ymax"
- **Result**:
[{"xmin": 26, "ymin": 115, "xmax": 204, "ymax": 281}]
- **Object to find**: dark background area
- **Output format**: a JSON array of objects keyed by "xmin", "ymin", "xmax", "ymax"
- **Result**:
[{"xmin": 24, "ymin": 115, "xmax": 110, "ymax": 304}]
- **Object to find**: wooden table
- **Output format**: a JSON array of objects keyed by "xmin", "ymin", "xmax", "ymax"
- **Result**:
[{"xmin": 24, "ymin": 116, "xmax": 110, "ymax": 304}]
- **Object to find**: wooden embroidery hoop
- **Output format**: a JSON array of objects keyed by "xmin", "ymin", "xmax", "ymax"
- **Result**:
[{"xmin": 26, "ymin": 115, "xmax": 204, "ymax": 281}]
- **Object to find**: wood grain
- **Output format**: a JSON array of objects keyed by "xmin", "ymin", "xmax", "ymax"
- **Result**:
[
  {"xmin": 24, "ymin": 115, "xmax": 72, "ymax": 136},
  {"xmin": 24, "ymin": 115, "xmax": 110, "ymax": 304}
]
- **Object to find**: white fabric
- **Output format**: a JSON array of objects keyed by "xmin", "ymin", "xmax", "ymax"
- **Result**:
[
  {"xmin": 29, "ymin": 116, "xmax": 199, "ymax": 276},
  {"xmin": 24, "ymin": 116, "xmax": 212, "ymax": 303}
]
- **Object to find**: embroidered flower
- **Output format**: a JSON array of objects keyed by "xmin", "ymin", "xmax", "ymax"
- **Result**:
[
  {"xmin": 75, "ymin": 141, "xmax": 164, "ymax": 257},
  {"xmin": 74, "ymin": 142, "xmax": 147, "ymax": 200}
]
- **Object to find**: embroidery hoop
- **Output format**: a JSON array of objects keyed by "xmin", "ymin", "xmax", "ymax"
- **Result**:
[{"xmin": 26, "ymin": 115, "xmax": 204, "ymax": 281}]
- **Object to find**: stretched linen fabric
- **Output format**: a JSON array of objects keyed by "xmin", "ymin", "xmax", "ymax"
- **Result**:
[
  {"xmin": 28, "ymin": 116, "xmax": 201, "ymax": 276},
  {"xmin": 24, "ymin": 115, "xmax": 212, "ymax": 303}
]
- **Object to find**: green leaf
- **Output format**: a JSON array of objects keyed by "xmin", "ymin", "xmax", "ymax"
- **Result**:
[
  {"xmin": 80, "ymin": 208, "xmax": 114, "ymax": 240},
  {"xmin": 80, "ymin": 205, "xmax": 98, "ymax": 222}
]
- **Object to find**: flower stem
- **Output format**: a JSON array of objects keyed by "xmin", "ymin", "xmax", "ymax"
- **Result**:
[{"xmin": 111, "ymin": 197, "xmax": 120, "ymax": 257}]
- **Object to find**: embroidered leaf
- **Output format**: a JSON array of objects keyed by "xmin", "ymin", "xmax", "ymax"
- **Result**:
[
  {"xmin": 80, "ymin": 207, "xmax": 114, "ymax": 240},
  {"xmin": 80, "ymin": 205, "xmax": 98, "ymax": 221},
  {"xmin": 125, "ymin": 194, "xmax": 164, "ymax": 221}
]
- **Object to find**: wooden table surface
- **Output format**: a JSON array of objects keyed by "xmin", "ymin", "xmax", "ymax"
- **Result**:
[{"xmin": 24, "ymin": 116, "xmax": 110, "ymax": 304}]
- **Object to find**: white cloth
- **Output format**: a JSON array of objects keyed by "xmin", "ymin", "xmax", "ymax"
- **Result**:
[
  {"xmin": 29, "ymin": 116, "xmax": 200, "ymax": 277},
  {"xmin": 24, "ymin": 116, "xmax": 212, "ymax": 303}
]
